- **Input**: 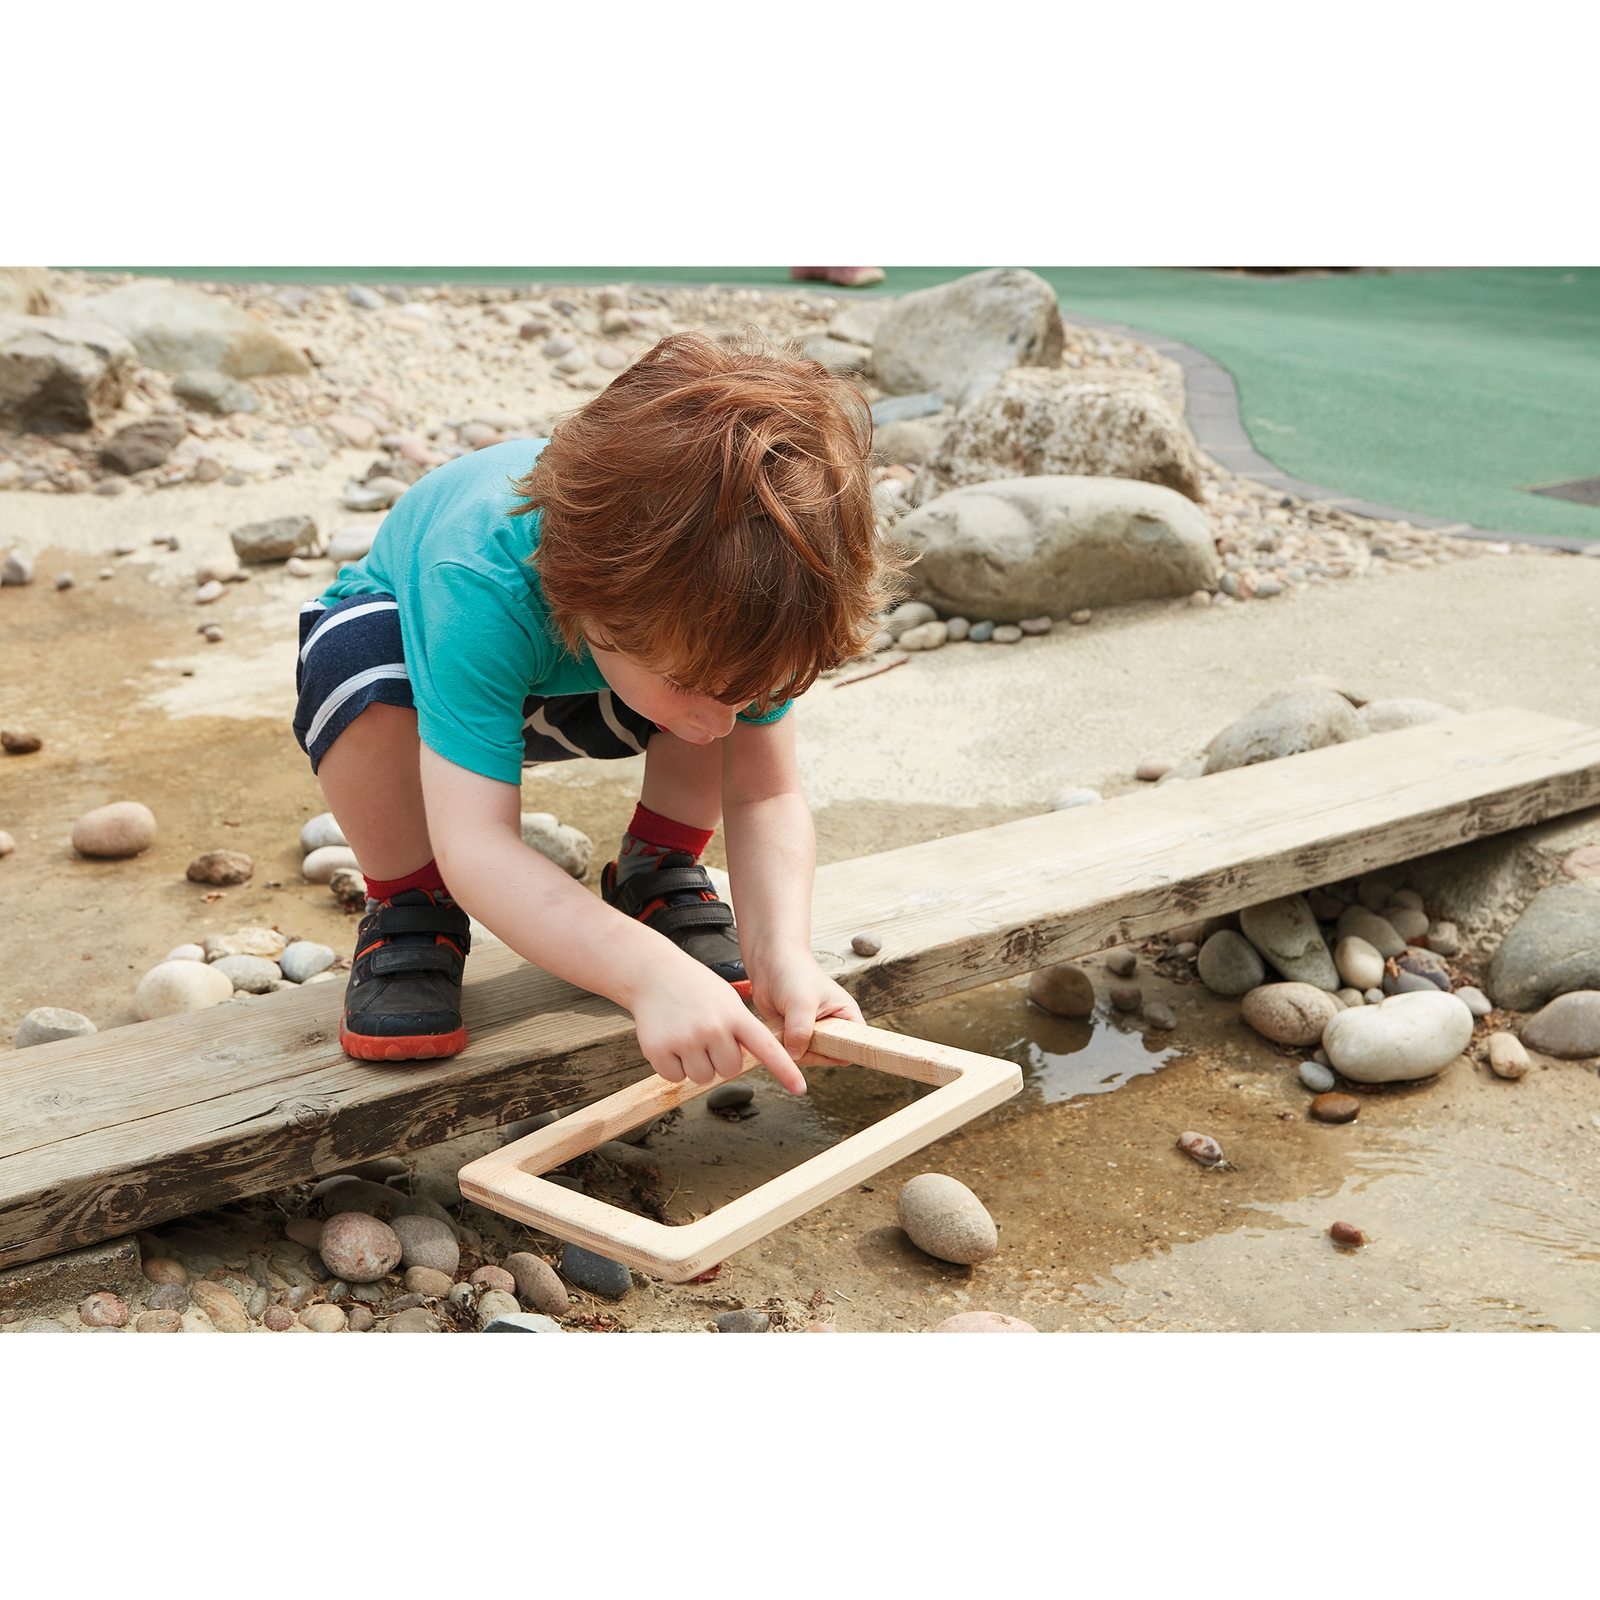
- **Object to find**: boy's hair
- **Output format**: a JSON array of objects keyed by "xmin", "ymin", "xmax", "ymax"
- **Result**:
[{"xmin": 513, "ymin": 330, "xmax": 898, "ymax": 714}]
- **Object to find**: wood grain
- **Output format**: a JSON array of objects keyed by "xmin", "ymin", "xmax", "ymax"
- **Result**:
[{"xmin": 4, "ymin": 707, "xmax": 1599, "ymax": 1268}]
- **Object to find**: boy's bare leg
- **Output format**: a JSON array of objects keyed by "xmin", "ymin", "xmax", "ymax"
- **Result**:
[
  {"xmin": 315, "ymin": 702, "xmax": 435, "ymax": 880},
  {"xmin": 639, "ymin": 728, "xmax": 724, "ymax": 829}
]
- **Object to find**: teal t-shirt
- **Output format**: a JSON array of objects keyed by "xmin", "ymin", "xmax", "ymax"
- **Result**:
[{"xmin": 319, "ymin": 440, "xmax": 788, "ymax": 784}]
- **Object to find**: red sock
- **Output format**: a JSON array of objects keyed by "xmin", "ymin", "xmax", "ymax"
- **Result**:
[
  {"xmin": 364, "ymin": 859, "xmax": 450, "ymax": 903},
  {"xmin": 616, "ymin": 803, "xmax": 714, "ymax": 882}
]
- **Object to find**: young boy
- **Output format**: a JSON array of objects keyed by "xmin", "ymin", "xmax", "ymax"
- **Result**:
[{"xmin": 293, "ymin": 331, "xmax": 892, "ymax": 1096}]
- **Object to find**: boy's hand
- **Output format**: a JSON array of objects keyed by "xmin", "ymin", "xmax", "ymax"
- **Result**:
[
  {"xmin": 748, "ymin": 952, "xmax": 865, "ymax": 1068},
  {"xmin": 630, "ymin": 957, "xmax": 810, "ymax": 1096}
]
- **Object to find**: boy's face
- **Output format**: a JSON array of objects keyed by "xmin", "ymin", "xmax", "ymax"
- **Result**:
[{"xmin": 586, "ymin": 640, "xmax": 739, "ymax": 746}]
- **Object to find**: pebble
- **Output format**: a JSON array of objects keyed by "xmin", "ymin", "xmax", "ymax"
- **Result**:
[
  {"xmin": 2, "ymin": 728, "xmax": 42, "ymax": 754},
  {"xmin": 15, "ymin": 1007, "xmax": 97, "ymax": 1048},
  {"xmin": 190, "ymin": 1281, "xmax": 250, "ymax": 1332},
  {"xmin": 1357, "ymin": 873, "xmax": 1403, "ymax": 912},
  {"xmin": 483, "ymin": 1312, "xmax": 563, "ymax": 1333},
  {"xmin": 1454, "ymin": 986, "xmax": 1492, "ymax": 1018},
  {"xmin": 1051, "ymin": 786, "xmax": 1103, "ymax": 810},
  {"xmin": 713, "ymin": 1309, "xmax": 770, "ymax": 1332},
  {"xmin": 145, "ymin": 1282, "xmax": 189, "ymax": 1311},
  {"xmin": 390, "ymin": 1214, "xmax": 459, "ymax": 1276},
  {"xmin": 967, "ymin": 620, "xmax": 995, "ymax": 642},
  {"xmin": 195, "ymin": 580, "xmax": 225, "ymax": 605},
  {"xmin": 471, "ymin": 1265, "xmax": 517, "ymax": 1294},
  {"xmin": 501, "ymin": 1111, "xmax": 560, "ymax": 1144},
  {"xmin": 329, "ymin": 867, "xmax": 366, "ymax": 907},
  {"xmin": 262, "ymin": 1304, "xmax": 295, "ymax": 1331},
  {"xmin": 134, "ymin": 959, "xmax": 234, "ymax": 1019},
  {"xmin": 55, "ymin": 571, "xmax": 75, "ymax": 590},
  {"xmin": 1322, "ymin": 989, "xmax": 1474, "ymax": 1082},
  {"xmin": 1334, "ymin": 935, "xmax": 1385, "ymax": 991},
  {"xmin": 403, "ymin": 1265, "xmax": 455, "ymax": 1297},
  {"xmin": 212, "ymin": 954, "xmax": 281, "ymax": 993},
  {"xmin": 1335, "ymin": 906, "xmax": 1407, "ymax": 959},
  {"xmin": 1425, "ymin": 921, "xmax": 1461, "ymax": 957},
  {"xmin": 1177, "ymin": 1130, "xmax": 1224, "ymax": 1167},
  {"xmin": 898, "ymin": 620, "xmax": 948, "ymax": 651},
  {"xmin": 1027, "ymin": 962, "xmax": 1094, "ymax": 1017},
  {"xmin": 1364, "ymin": 987, "xmax": 1385, "ymax": 1005},
  {"xmin": 303, "ymin": 844, "xmax": 361, "ymax": 883},
  {"xmin": 387, "ymin": 1307, "xmax": 441, "ymax": 1332},
  {"xmin": 136, "ymin": 1309, "xmax": 183, "ymax": 1333},
  {"xmin": 71, "ymin": 800, "xmax": 156, "ymax": 859},
  {"xmin": 201, "ymin": 625, "xmax": 223, "ymax": 643},
  {"xmin": 1197, "ymin": 930, "xmax": 1266, "ymax": 996},
  {"xmin": 1307, "ymin": 889, "xmax": 1346, "ymax": 921},
  {"xmin": 1486, "ymin": 1032, "xmax": 1531, "ymax": 1079},
  {"xmin": 299, "ymin": 812, "xmax": 348, "ymax": 854},
  {"xmin": 1106, "ymin": 950, "xmax": 1137, "ymax": 978},
  {"xmin": 1144, "ymin": 1002, "xmax": 1177, "ymax": 1030},
  {"xmin": 1385, "ymin": 906, "xmax": 1430, "ymax": 943},
  {"xmin": 931, "ymin": 1312, "xmax": 1038, "ymax": 1333},
  {"xmin": 302, "ymin": 1303, "xmax": 347, "ymax": 1332},
  {"xmin": 1018, "ymin": 615, "xmax": 1052, "ymax": 634},
  {"xmin": 559, "ymin": 1244, "xmax": 632, "ymax": 1298},
  {"xmin": 0, "ymin": 830, "xmax": 13, "ymax": 856},
  {"xmin": 1519, "ymin": 991, "xmax": 1600, "ymax": 1059},
  {"xmin": 285, "ymin": 1217, "xmax": 324, "ymax": 1249},
  {"xmin": 347, "ymin": 285, "xmax": 384, "ymax": 310},
  {"xmin": 851, "ymin": 932, "xmax": 883, "ymax": 957},
  {"xmin": 142, "ymin": 1256, "xmax": 188, "ymax": 1286},
  {"xmin": 347, "ymin": 1305, "xmax": 376, "ymax": 1332},
  {"xmin": 1109, "ymin": 983, "xmax": 1142, "ymax": 1013},
  {"xmin": 542, "ymin": 333, "xmax": 575, "ymax": 359},
  {"xmin": 286, "ymin": 556, "xmax": 313, "ymax": 577},
  {"xmin": 321, "ymin": 1178, "xmax": 399, "ymax": 1218},
  {"xmin": 280, "ymin": 941, "xmax": 336, "ymax": 983},
  {"xmin": 318, "ymin": 1212, "xmax": 402, "ymax": 1283},
  {"xmin": 447, "ymin": 1282, "xmax": 476, "ymax": 1305},
  {"xmin": 504, "ymin": 1252, "xmax": 570, "ymax": 1316},
  {"xmin": 162, "ymin": 942, "xmax": 203, "ymax": 962},
  {"xmin": 2, "ymin": 550, "xmax": 35, "ymax": 586},
  {"xmin": 204, "ymin": 927, "xmax": 287, "ymax": 960},
  {"xmin": 1188, "ymin": 590, "xmax": 1212, "ymax": 608},
  {"xmin": 1239, "ymin": 894, "xmax": 1340, "ymax": 989},
  {"xmin": 1329, "ymin": 1221, "xmax": 1365, "ymax": 1248},
  {"xmin": 896, "ymin": 1173, "xmax": 999, "ymax": 1264},
  {"xmin": 78, "ymin": 1292, "xmax": 129, "ymax": 1328},
  {"xmin": 991, "ymin": 624, "xmax": 1023, "ymax": 643},
  {"xmin": 1068, "ymin": 609, "xmax": 1092, "ymax": 625},
  {"xmin": 1299, "ymin": 1060, "xmax": 1337, "ymax": 1093},
  {"xmin": 1395, "ymin": 948, "xmax": 1450, "ymax": 991},
  {"xmin": 477, "ymin": 1290, "xmax": 522, "ymax": 1327},
  {"xmin": 1311, "ymin": 1092, "xmax": 1360, "ymax": 1124},
  {"xmin": 1172, "ymin": 942, "xmax": 1199, "ymax": 961},
  {"xmin": 945, "ymin": 617, "xmax": 970, "ymax": 641},
  {"xmin": 706, "ymin": 1081, "xmax": 755, "ymax": 1110},
  {"xmin": 186, "ymin": 849, "xmax": 253, "ymax": 886},
  {"xmin": 1135, "ymin": 760, "xmax": 1174, "ymax": 782},
  {"xmin": 1335, "ymin": 987, "xmax": 1366, "ymax": 1008}
]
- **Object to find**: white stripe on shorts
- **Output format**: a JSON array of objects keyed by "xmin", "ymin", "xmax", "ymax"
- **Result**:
[
  {"xmin": 306, "ymin": 663, "xmax": 411, "ymax": 749},
  {"xmin": 299, "ymin": 599, "xmax": 400, "ymax": 665},
  {"xmin": 596, "ymin": 689, "xmax": 646, "ymax": 754},
  {"xmin": 522, "ymin": 704, "xmax": 589, "ymax": 758}
]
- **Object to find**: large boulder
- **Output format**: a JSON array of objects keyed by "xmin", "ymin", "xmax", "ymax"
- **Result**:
[
  {"xmin": 1203, "ymin": 688, "xmax": 1367, "ymax": 775},
  {"xmin": 0, "ymin": 268, "xmax": 59, "ymax": 317},
  {"xmin": 894, "ymin": 476, "xmax": 1218, "ymax": 621},
  {"xmin": 910, "ymin": 369, "xmax": 1204, "ymax": 506},
  {"xmin": 871, "ymin": 268, "xmax": 1064, "ymax": 404},
  {"xmin": 1486, "ymin": 884, "xmax": 1600, "ymax": 1012},
  {"xmin": 0, "ymin": 315, "xmax": 137, "ymax": 430},
  {"xmin": 65, "ymin": 280, "xmax": 309, "ymax": 378}
]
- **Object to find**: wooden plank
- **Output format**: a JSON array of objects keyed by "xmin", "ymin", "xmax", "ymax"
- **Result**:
[
  {"xmin": 3, "ymin": 706, "xmax": 1599, "ymax": 1268},
  {"xmin": 457, "ymin": 1019, "xmax": 1024, "ymax": 1281}
]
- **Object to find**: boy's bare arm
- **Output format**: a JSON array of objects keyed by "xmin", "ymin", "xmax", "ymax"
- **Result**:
[
  {"xmin": 419, "ymin": 746, "xmax": 806, "ymax": 1093},
  {"xmin": 721, "ymin": 716, "xmax": 864, "ymax": 1062}
]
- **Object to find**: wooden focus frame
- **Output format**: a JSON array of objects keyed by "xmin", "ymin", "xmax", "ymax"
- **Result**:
[{"xmin": 457, "ymin": 1018, "xmax": 1023, "ymax": 1282}]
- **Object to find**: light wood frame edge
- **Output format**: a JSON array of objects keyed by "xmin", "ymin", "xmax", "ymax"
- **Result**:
[{"xmin": 456, "ymin": 1019, "xmax": 1023, "ymax": 1282}]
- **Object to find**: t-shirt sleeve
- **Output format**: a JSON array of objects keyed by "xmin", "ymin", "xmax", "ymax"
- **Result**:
[{"xmin": 403, "ymin": 560, "xmax": 546, "ymax": 785}]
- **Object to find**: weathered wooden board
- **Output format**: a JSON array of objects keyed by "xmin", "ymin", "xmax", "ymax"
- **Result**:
[{"xmin": 3, "ymin": 706, "xmax": 1598, "ymax": 1268}]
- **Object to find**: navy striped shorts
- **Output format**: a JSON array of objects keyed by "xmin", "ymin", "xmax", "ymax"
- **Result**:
[{"xmin": 293, "ymin": 592, "xmax": 659, "ymax": 773}]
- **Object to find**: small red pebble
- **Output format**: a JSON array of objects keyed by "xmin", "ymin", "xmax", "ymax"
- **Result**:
[
  {"xmin": 470, "ymin": 1264, "xmax": 517, "ymax": 1293},
  {"xmin": 932, "ymin": 1312, "xmax": 1038, "ymax": 1333},
  {"xmin": 1330, "ymin": 1221, "xmax": 1365, "ymax": 1248},
  {"xmin": 79, "ymin": 1291, "xmax": 129, "ymax": 1328},
  {"xmin": 804, "ymin": 1321, "xmax": 839, "ymax": 1332},
  {"xmin": 262, "ymin": 1304, "xmax": 295, "ymax": 1331}
]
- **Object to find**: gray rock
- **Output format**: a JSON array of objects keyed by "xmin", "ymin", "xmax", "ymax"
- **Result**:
[
  {"xmin": 144, "ymin": 1282, "xmax": 189, "ymax": 1313},
  {"xmin": 231, "ymin": 514, "xmax": 316, "ymax": 564},
  {"xmin": 386, "ymin": 1306, "xmax": 441, "ymax": 1332},
  {"xmin": 713, "ymin": 1309, "xmax": 770, "ymax": 1332},
  {"xmin": 1335, "ymin": 906, "xmax": 1407, "ymax": 959},
  {"xmin": 967, "ymin": 620, "xmax": 994, "ymax": 641},
  {"xmin": 1204, "ymin": 689, "xmax": 1367, "ymax": 775},
  {"xmin": 1425, "ymin": 921, "xmax": 1461, "ymax": 958},
  {"xmin": 0, "ymin": 315, "xmax": 137, "ymax": 430},
  {"xmin": 911, "ymin": 369, "xmax": 1203, "ymax": 507},
  {"xmin": 1384, "ymin": 970, "xmax": 1439, "ymax": 996},
  {"xmin": 851, "ymin": 932, "xmax": 883, "ymax": 957},
  {"xmin": 1487, "ymin": 885, "xmax": 1600, "ymax": 1011},
  {"xmin": 1240, "ymin": 983, "xmax": 1341, "ymax": 1047},
  {"xmin": 706, "ymin": 1081, "xmax": 755, "ymax": 1110},
  {"xmin": 299, "ymin": 812, "xmax": 348, "ymax": 854},
  {"xmin": 501, "ymin": 1111, "xmax": 560, "ymax": 1145},
  {"xmin": 100, "ymin": 415, "xmax": 187, "ymax": 475},
  {"xmin": 1359, "ymin": 698, "xmax": 1460, "ymax": 735},
  {"xmin": 1519, "ymin": 991, "xmax": 1600, "ymax": 1058},
  {"xmin": 347, "ymin": 285, "xmax": 385, "ymax": 310},
  {"xmin": 827, "ymin": 299, "xmax": 893, "ymax": 347},
  {"xmin": 1386, "ymin": 906, "xmax": 1429, "ymax": 943},
  {"xmin": 881, "ymin": 600, "xmax": 937, "ymax": 637},
  {"xmin": 872, "ymin": 268, "xmax": 1064, "ymax": 404},
  {"xmin": 1299, "ymin": 1060, "xmax": 1337, "ymax": 1093},
  {"xmin": 896, "ymin": 1173, "xmax": 998, "ymax": 1264},
  {"xmin": 1395, "ymin": 948, "xmax": 1450, "ymax": 990},
  {"xmin": 15, "ymin": 1006, "xmax": 96, "ymax": 1048},
  {"xmin": 1197, "ymin": 929, "xmax": 1266, "ymax": 996},
  {"xmin": 800, "ymin": 334, "xmax": 872, "ymax": 376},
  {"xmin": 1144, "ymin": 1002, "xmax": 1177, "ymax": 1030},
  {"xmin": 327, "ymin": 525, "xmax": 377, "ymax": 563},
  {"xmin": 320, "ymin": 1179, "xmax": 399, "ymax": 1219},
  {"xmin": 279, "ymin": 941, "xmax": 335, "ymax": 983},
  {"xmin": 172, "ymin": 370, "xmax": 259, "ymax": 415},
  {"xmin": 1239, "ymin": 895, "xmax": 1340, "ymax": 989},
  {"xmin": 870, "ymin": 391, "xmax": 945, "ymax": 426},
  {"xmin": 1357, "ymin": 872, "xmax": 1403, "ymax": 912},
  {"xmin": 504, "ymin": 1252, "xmax": 569, "ymax": 1316},
  {"xmin": 1027, "ymin": 962, "xmax": 1094, "ymax": 1017},
  {"xmin": 1455, "ymin": 986, "xmax": 1493, "ymax": 1018},
  {"xmin": 68, "ymin": 281, "xmax": 308, "ymax": 378},
  {"xmin": 1106, "ymin": 950, "xmax": 1137, "ymax": 978},
  {"xmin": 1322, "ymin": 989, "xmax": 1474, "ymax": 1083},
  {"xmin": 389, "ymin": 1214, "xmax": 459, "ymax": 1276},
  {"xmin": 2, "ymin": 550, "xmax": 35, "ymax": 586},
  {"xmin": 872, "ymin": 417, "xmax": 945, "ymax": 467},
  {"xmin": 559, "ymin": 1244, "xmax": 631, "ymax": 1298},
  {"xmin": 211, "ymin": 954, "xmax": 281, "ymax": 993},
  {"xmin": 520, "ymin": 813, "xmax": 593, "ymax": 880},
  {"xmin": 894, "ymin": 476, "xmax": 1219, "ymax": 621},
  {"xmin": 483, "ymin": 1311, "xmax": 564, "ymax": 1332},
  {"xmin": 477, "ymin": 1290, "xmax": 522, "ymax": 1328}
]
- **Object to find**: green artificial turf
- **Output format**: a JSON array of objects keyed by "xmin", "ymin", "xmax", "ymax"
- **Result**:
[{"xmin": 77, "ymin": 265, "xmax": 1600, "ymax": 541}]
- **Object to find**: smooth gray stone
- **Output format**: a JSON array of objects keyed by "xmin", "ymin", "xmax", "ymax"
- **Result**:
[
  {"xmin": 172, "ymin": 369, "xmax": 258, "ymax": 415},
  {"xmin": 1520, "ymin": 991, "xmax": 1600, "ymax": 1059},
  {"xmin": 1299, "ymin": 1060, "xmax": 1337, "ymax": 1093},
  {"xmin": 870, "ymin": 391, "xmax": 944, "ymax": 426},
  {"xmin": 15, "ymin": 1006, "xmax": 96, "ymax": 1048},
  {"xmin": 1487, "ymin": 884, "xmax": 1600, "ymax": 1011},
  {"xmin": 559, "ymin": 1244, "xmax": 631, "ymax": 1299},
  {"xmin": 1197, "ymin": 929, "xmax": 1265, "ymax": 997},
  {"xmin": 713, "ymin": 1309, "xmax": 770, "ymax": 1333},
  {"xmin": 1384, "ymin": 970, "xmax": 1442, "ymax": 996},
  {"xmin": 706, "ymin": 1082, "xmax": 755, "ymax": 1110},
  {"xmin": 279, "ymin": 941, "xmax": 335, "ymax": 983},
  {"xmin": 1239, "ymin": 895, "xmax": 1340, "ymax": 990},
  {"xmin": 1204, "ymin": 688, "xmax": 1366, "ymax": 775}
]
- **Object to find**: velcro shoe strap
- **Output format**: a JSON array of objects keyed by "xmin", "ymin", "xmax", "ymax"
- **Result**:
[
  {"xmin": 369, "ymin": 944, "xmax": 464, "ymax": 978},
  {"xmin": 643, "ymin": 900, "xmax": 735, "ymax": 936},
  {"xmin": 613, "ymin": 865, "xmax": 716, "ymax": 916},
  {"xmin": 371, "ymin": 904, "xmax": 472, "ymax": 949}
]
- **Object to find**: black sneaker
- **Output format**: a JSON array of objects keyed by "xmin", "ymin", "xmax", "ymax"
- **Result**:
[
  {"xmin": 600, "ymin": 852, "xmax": 751, "ymax": 996},
  {"xmin": 340, "ymin": 888, "xmax": 472, "ymax": 1061}
]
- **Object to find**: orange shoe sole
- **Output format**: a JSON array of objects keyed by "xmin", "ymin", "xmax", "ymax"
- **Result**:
[{"xmin": 340, "ymin": 1021, "xmax": 468, "ymax": 1061}]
